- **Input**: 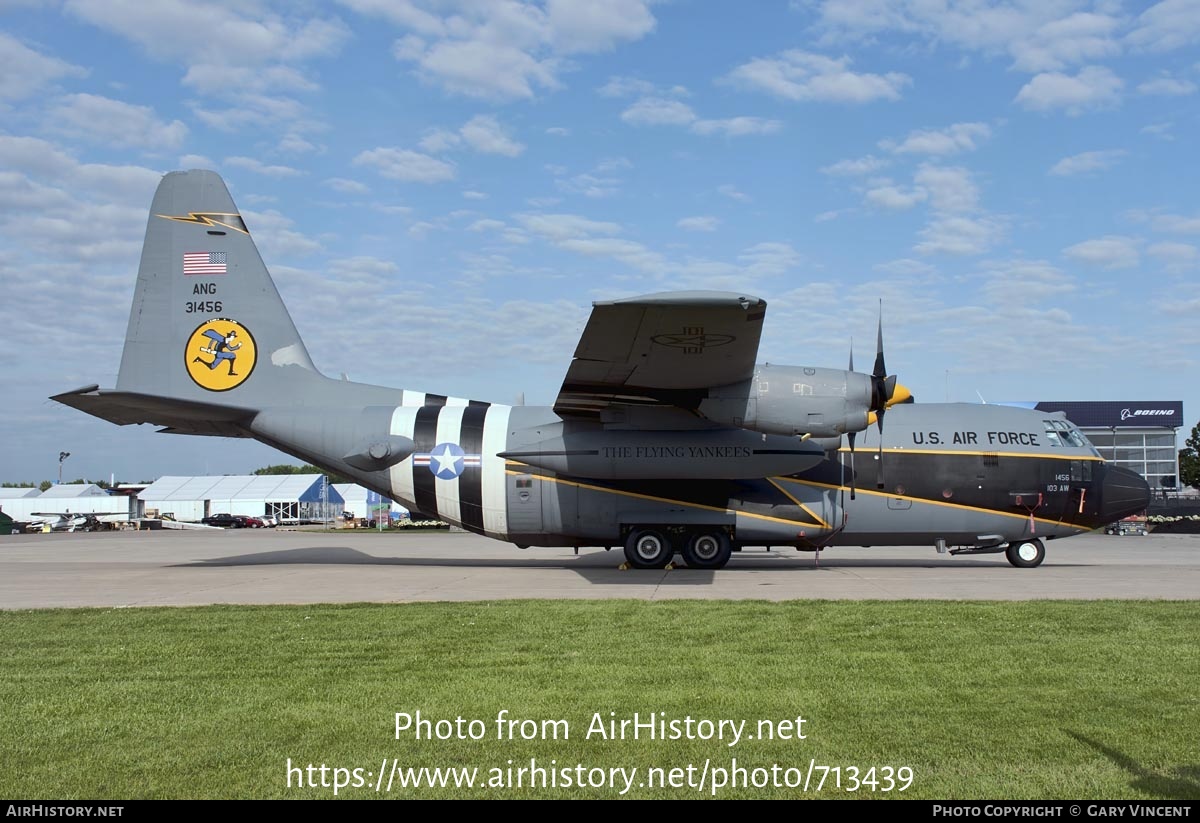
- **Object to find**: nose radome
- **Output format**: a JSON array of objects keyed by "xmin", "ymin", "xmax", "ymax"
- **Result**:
[{"xmin": 1101, "ymin": 465, "xmax": 1151, "ymax": 522}]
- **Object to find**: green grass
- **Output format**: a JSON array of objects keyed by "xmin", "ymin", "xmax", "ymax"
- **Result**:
[{"xmin": 1, "ymin": 601, "xmax": 1197, "ymax": 799}]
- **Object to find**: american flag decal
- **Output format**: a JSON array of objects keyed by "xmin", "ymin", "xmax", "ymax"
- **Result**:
[{"xmin": 183, "ymin": 251, "xmax": 227, "ymax": 275}]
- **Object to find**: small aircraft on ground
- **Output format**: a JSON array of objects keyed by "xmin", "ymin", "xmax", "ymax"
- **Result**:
[
  {"xmin": 54, "ymin": 171, "xmax": 1150, "ymax": 569},
  {"xmin": 25, "ymin": 512, "xmax": 125, "ymax": 533}
]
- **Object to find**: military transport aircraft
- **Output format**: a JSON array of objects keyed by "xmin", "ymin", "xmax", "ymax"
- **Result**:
[{"xmin": 53, "ymin": 171, "xmax": 1150, "ymax": 569}]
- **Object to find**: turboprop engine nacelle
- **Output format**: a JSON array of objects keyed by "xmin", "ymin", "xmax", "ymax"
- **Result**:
[{"xmin": 696, "ymin": 364, "xmax": 874, "ymax": 438}]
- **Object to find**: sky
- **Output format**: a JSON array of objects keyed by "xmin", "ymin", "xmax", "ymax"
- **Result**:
[{"xmin": 1, "ymin": 0, "xmax": 1198, "ymax": 484}]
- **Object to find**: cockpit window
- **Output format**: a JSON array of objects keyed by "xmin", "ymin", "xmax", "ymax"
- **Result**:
[
  {"xmin": 1044, "ymin": 419, "xmax": 1098, "ymax": 454},
  {"xmin": 1043, "ymin": 420, "xmax": 1062, "ymax": 447}
]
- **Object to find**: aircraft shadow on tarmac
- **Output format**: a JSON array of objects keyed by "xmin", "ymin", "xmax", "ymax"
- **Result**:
[{"xmin": 174, "ymin": 545, "xmax": 1033, "ymax": 586}]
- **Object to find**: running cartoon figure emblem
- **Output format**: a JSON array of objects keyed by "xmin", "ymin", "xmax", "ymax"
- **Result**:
[{"xmin": 185, "ymin": 319, "xmax": 257, "ymax": 391}]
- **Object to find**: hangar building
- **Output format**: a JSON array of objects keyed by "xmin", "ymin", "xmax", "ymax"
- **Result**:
[
  {"xmin": 138, "ymin": 475, "xmax": 344, "ymax": 524},
  {"xmin": 0, "ymin": 483, "xmax": 126, "ymax": 521},
  {"xmin": 332, "ymin": 484, "xmax": 408, "ymax": 521}
]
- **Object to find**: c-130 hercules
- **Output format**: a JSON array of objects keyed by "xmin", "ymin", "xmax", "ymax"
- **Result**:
[{"xmin": 55, "ymin": 171, "xmax": 1150, "ymax": 569}]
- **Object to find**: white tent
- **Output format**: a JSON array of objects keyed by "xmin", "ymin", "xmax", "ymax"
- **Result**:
[
  {"xmin": 333, "ymin": 484, "xmax": 408, "ymax": 521},
  {"xmin": 139, "ymin": 475, "xmax": 344, "ymax": 524},
  {"xmin": 0, "ymin": 485, "xmax": 123, "ymax": 521}
]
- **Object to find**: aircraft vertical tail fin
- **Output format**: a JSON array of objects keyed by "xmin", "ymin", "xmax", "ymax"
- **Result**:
[
  {"xmin": 53, "ymin": 170, "xmax": 324, "ymax": 433},
  {"xmin": 115, "ymin": 169, "xmax": 319, "ymax": 402}
]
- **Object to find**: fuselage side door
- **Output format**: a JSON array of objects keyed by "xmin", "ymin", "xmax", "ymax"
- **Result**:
[{"xmin": 508, "ymin": 472, "xmax": 543, "ymax": 534}]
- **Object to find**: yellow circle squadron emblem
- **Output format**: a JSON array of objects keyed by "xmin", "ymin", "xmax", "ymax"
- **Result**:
[{"xmin": 185, "ymin": 319, "xmax": 257, "ymax": 392}]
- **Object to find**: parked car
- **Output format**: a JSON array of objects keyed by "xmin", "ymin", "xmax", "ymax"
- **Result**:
[
  {"xmin": 239, "ymin": 516, "xmax": 265, "ymax": 528},
  {"xmin": 201, "ymin": 513, "xmax": 243, "ymax": 528},
  {"xmin": 1105, "ymin": 517, "xmax": 1147, "ymax": 536},
  {"xmin": 259, "ymin": 515, "xmax": 278, "ymax": 528}
]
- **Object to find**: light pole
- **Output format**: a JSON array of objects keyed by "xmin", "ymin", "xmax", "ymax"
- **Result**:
[{"xmin": 58, "ymin": 452, "xmax": 70, "ymax": 485}]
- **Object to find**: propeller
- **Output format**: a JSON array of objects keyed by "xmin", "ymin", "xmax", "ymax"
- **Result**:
[
  {"xmin": 847, "ymin": 340, "xmax": 857, "ymax": 500},
  {"xmin": 867, "ymin": 302, "xmax": 911, "ymax": 490}
]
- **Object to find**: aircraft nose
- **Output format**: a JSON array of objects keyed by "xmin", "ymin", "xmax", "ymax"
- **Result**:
[{"xmin": 1100, "ymin": 465, "xmax": 1151, "ymax": 522}]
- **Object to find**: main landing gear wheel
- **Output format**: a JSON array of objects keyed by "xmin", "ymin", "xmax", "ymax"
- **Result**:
[
  {"xmin": 1006, "ymin": 538, "xmax": 1045, "ymax": 568},
  {"xmin": 624, "ymin": 529, "xmax": 674, "ymax": 569},
  {"xmin": 681, "ymin": 531, "xmax": 733, "ymax": 570}
]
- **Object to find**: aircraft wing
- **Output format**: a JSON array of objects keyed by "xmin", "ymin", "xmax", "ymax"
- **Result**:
[{"xmin": 554, "ymin": 291, "xmax": 766, "ymax": 416}]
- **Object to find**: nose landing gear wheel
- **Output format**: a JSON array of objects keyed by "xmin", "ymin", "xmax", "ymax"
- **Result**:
[
  {"xmin": 624, "ymin": 529, "xmax": 673, "ymax": 569},
  {"xmin": 1006, "ymin": 538, "xmax": 1045, "ymax": 568},
  {"xmin": 681, "ymin": 532, "xmax": 733, "ymax": 570}
]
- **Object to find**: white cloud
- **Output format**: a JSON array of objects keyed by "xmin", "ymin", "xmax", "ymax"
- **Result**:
[
  {"xmin": 190, "ymin": 95, "xmax": 313, "ymax": 132},
  {"xmin": 718, "ymin": 184, "xmax": 750, "ymax": 202},
  {"xmin": 1149, "ymin": 213, "xmax": 1200, "ymax": 234},
  {"xmin": 66, "ymin": 0, "xmax": 348, "ymax": 131},
  {"xmin": 881, "ymin": 122, "xmax": 990, "ymax": 155},
  {"xmin": 594, "ymin": 157, "xmax": 632, "ymax": 173},
  {"xmin": 677, "ymin": 216, "xmax": 719, "ymax": 232},
  {"xmin": 738, "ymin": 242, "xmax": 801, "ymax": 277},
  {"xmin": 545, "ymin": 126, "xmax": 570, "ymax": 136},
  {"xmin": 914, "ymin": 165, "xmax": 978, "ymax": 213},
  {"xmin": 516, "ymin": 213, "xmax": 622, "ymax": 241},
  {"xmin": 726, "ymin": 49, "xmax": 910, "ymax": 103},
  {"xmin": 814, "ymin": 208, "xmax": 851, "ymax": 222},
  {"xmin": 49, "ymin": 93, "xmax": 187, "ymax": 150},
  {"xmin": 1010, "ymin": 12, "xmax": 1122, "ymax": 72},
  {"xmin": 462, "ymin": 190, "xmax": 488, "ymax": 200},
  {"xmin": 278, "ymin": 133, "xmax": 319, "ymax": 154},
  {"xmin": 1048, "ymin": 149, "xmax": 1126, "ymax": 176},
  {"xmin": 180, "ymin": 154, "xmax": 215, "ymax": 169},
  {"xmin": 0, "ymin": 137, "xmax": 163, "ymax": 271},
  {"xmin": 620, "ymin": 97, "xmax": 696, "ymax": 126},
  {"xmin": 690, "ymin": 117, "xmax": 781, "ymax": 137},
  {"xmin": 225, "ymin": 156, "xmax": 305, "ymax": 177},
  {"xmin": 400, "ymin": 38, "xmax": 560, "ymax": 100},
  {"xmin": 597, "ymin": 75, "xmax": 658, "ymax": 97},
  {"xmin": 468, "ymin": 218, "xmax": 505, "ymax": 232},
  {"xmin": 977, "ymin": 259, "xmax": 1076, "ymax": 306},
  {"xmin": 1014, "ymin": 65, "xmax": 1123, "ymax": 115},
  {"xmin": 916, "ymin": 216, "xmax": 1004, "ymax": 256},
  {"xmin": 874, "ymin": 258, "xmax": 936, "ymax": 276},
  {"xmin": 865, "ymin": 182, "xmax": 927, "ymax": 210},
  {"xmin": 556, "ymin": 172, "xmax": 621, "ymax": 198},
  {"xmin": 1127, "ymin": 0, "xmax": 1200, "ymax": 53},
  {"xmin": 324, "ymin": 177, "xmax": 370, "ymax": 194},
  {"xmin": 815, "ymin": 3, "xmax": 1124, "ymax": 75},
  {"xmin": 353, "ymin": 147, "xmax": 457, "ymax": 183},
  {"xmin": 1137, "ymin": 75, "xmax": 1197, "ymax": 95},
  {"xmin": 820, "ymin": 155, "xmax": 887, "ymax": 176},
  {"xmin": 544, "ymin": 0, "xmax": 657, "ymax": 53},
  {"xmin": 242, "ymin": 208, "xmax": 322, "ymax": 259},
  {"xmin": 418, "ymin": 128, "xmax": 461, "ymax": 153},
  {"xmin": 1063, "ymin": 235, "xmax": 1141, "ymax": 268},
  {"xmin": 1148, "ymin": 241, "xmax": 1198, "ymax": 270},
  {"xmin": 68, "ymin": 0, "xmax": 349, "ymax": 64},
  {"xmin": 344, "ymin": 0, "xmax": 656, "ymax": 101},
  {"xmin": 1141, "ymin": 122, "xmax": 1174, "ymax": 140},
  {"xmin": 515, "ymin": 211, "xmax": 667, "ymax": 273},
  {"xmin": 181, "ymin": 64, "xmax": 320, "ymax": 96},
  {"xmin": 0, "ymin": 33, "xmax": 86, "ymax": 101},
  {"xmin": 420, "ymin": 115, "xmax": 524, "ymax": 156},
  {"xmin": 620, "ymin": 98, "xmax": 780, "ymax": 137},
  {"xmin": 459, "ymin": 114, "xmax": 525, "ymax": 156}
]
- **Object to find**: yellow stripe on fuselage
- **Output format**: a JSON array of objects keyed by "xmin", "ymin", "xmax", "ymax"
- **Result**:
[{"xmin": 504, "ymin": 470, "xmax": 827, "ymax": 529}]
